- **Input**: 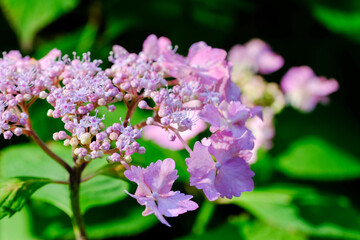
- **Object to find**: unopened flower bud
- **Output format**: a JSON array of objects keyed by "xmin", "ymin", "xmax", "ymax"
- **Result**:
[
  {"xmin": 109, "ymin": 132, "xmax": 118, "ymax": 141},
  {"xmin": 110, "ymin": 153, "xmax": 121, "ymax": 162},
  {"xmin": 98, "ymin": 98, "xmax": 106, "ymax": 106},
  {"xmin": 80, "ymin": 132, "xmax": 92, "ymax": 145},
  {"xmin": 146, "ymin": 117, "xmax": 154, "ymax": 125},
  {"xmin": 3, "ymin": 130, "xmax": 13, "ymax": 140},
  {"xmin": 47, "ymin": 109, "xmax": 53, "ymax": 117},
  {"xmin": 124, "ymin": 155, "xmax": 132, "ymax": 163},
  {"xmin": 124, "ymin": 93, "xmax": 133, "ymax": 102},
  {"xmin": 58, "ymin": 131, "xmax": 67, "ymax": 140},
  {"xmin": 108, "ymin": 105, "xmax": 116, "ymax": 112},
  {"xmin": 53, "ymin": 132, "xmax": 59, "ymax": 141},
  {"xmin": 39, "ymin": 91, "xmax": 48, "ymax": 99},
  {"xmin": 64, "ymin": 139, "xmax": 70, "ymax": 146},
  {"xmin": 23, "ymin": 94, "xmax": 31, "ymax": 101},
  {"xmin": 70, "ymin": 138, "xmax": 79, "ymax": 147},
  {"xmin": 14, "ymin": 128, "xmax": 22, "ymax": 136},
  {"xmin": 138, "ymin": 100, "xmax": 148, "ymax": 109},
  {"xmin": 115, "ymin": 93, "xmax": 123, "ymax": 101}
]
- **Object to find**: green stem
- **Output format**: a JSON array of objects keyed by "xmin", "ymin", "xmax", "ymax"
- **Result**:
[
  {"xmin": 69, "ymin": 164, "xmax": 87, "ymax": 240},
  {"xmin": 29, "ymin": 130, "xmax": 72, "ymax": 174}
]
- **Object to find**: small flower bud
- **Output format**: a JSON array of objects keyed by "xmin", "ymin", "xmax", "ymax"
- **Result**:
[
  {"xmin": 53, "ymin": 132, "xmax": 59, "ymax": 141},
  {"xmin": 115, "ymin": 93, "xmax": 123, "ymax": 101},
  {"xmin": 109, "ymin": 132, "xmax": 118, "ymax": 141},
  {"xmin": 70, "ymin": 137, "xmax": 79, "ymax": 147},
  {"xmin": 138, "ymin": 100, "xmax": 148, "ymax": 109},
  {"xmin": 137, "ymin": 146, "xmax": 146, "ymax": 154},
  {"xmin": 64, "ymin": 139, "xmax": 70, "ymax": 146},
  {"xmin": 108, "ymin": 105, "xmax": 116, "ymax": 112},
  {"xmin": 80, "ymin": 132, "xmax": 92, "ymax": 145},
  {"xmin": 39, "ymin": 91, "xmax": 48, "ymax": 99},
  {"xmin": 3, "ymin": 130, "xmax": 13, "ymax": 140},
  {"xmin": 23, "ymin": 94, "xmax": 32, "ymax": 101},
  {"xmin": 98, "ymin": 98, "xmax": 106, "ymax": 106},
  {"xmin": 14, "ymin": 128, "xmax": 23, "ymax": 136},
  {"xmin": 124, "ymin": 155, "xmax": 132, "ymax": 163},
  {"xmin": 102, "ymin": 142, "xmax": 110, "ymax": 150},
  {"xmin": 124, "ymin": 93, "xmax": 133, "ymax": 102},
  {"xmin": 146, "ymin": 117, "xmax": 154, "ymax": 125},
  {"xmin": 110, "ymin": 153, "xmax": 121, "ymax": 162},
  {"xmin": 58, "ymin": 131, "xmax": 67, "ymax": 140},
  {"xmin": 47, "ymin": 109, "xmax": 54, "ymax": 117}
]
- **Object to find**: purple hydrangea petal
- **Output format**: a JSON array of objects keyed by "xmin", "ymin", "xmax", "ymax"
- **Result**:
[
  {"xmin": 186, "ymin": 141, "xmax": 220, "ymax": 201},
  {"xmin": 215, "ymin": 157, "xmax": 255, "ymax": 199},
  {"xmin": 157, "ymin": 191, "xmax": 199, "ymax": 217}
]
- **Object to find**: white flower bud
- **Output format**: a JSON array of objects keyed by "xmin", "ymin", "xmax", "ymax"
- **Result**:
[{"xmin": 80, "ymin": 132, "xmax": 92, "ymax": 145}]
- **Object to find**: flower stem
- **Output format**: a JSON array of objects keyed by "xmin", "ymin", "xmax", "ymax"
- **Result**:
[
  {"xmin": 28, "ymin": 129, "xmax": 72, "ymax": 174},
  {"xmin": 69, "ymin": 164, "xmax": 87, "ymax": 240}
]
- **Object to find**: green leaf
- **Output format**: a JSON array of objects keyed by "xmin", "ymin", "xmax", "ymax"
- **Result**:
[
  {"xmin": 0, "ymin": 142, "xmax": 71, "ymax": 181},
  {"xmin": 0, "ymin": 177, "xmax": 51, "ymax": 219},
  {"xmin": 29, "ymin": 199, "xmax": 157, "ymax": 239},
  {"xmin": 0, "ymin": 206, "xmax": 38, "ymax": 240},
  {"xmin": 30, "ymin": 172, "xmax": 129, "ymax": 216},
  {"xmin": 0, "ymin": 0, "xmax": 79, "ymax": 50},
  {"xmin": 312, "ymin": 2, "xmax": 360, "ymax": 43},
  {"xmin": 224, "ymin": 184, "xmax": 360, "ymax": 239},
  {"xmin": 233, "ymin": 214, "xmax": 307, "ymax": 240},
  {"xmin": 76, "ymin": 23, "xmax": 99, "ymax": 53},
  {"xmin": 276, "ymin": 136, "xmax": 360, "ymax": 181},
  {"xmin": 0, "ymin": 142, "xmax": 129, "ymax": 216}
]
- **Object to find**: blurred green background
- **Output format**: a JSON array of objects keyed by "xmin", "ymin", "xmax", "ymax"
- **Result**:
[{"xmin": 1, "ymin": 0, "xmax": 360, "ymax": 239}]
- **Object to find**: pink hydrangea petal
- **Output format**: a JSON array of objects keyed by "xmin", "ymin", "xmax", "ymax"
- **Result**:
[
  {"xmin": 281, "ymin": 66, "xmax": 338, "ymax": 112},
  {"xmin": 38, "ymin": 48, "xmax": 61, "ymax": 69},
  {"xmin": 198, "ymin": 104, "xmax": 223, "ymax": 129},
  {"xmin": 142, "ymin": 34, "xmax": 160, "ymax": 59},
  {"xmin": 143, "ymin": 118, "xmax": 207, "ymax": 150},
  {"xmin": 258, "ymin": 51, "xmax": 284, "ymax": 74},
  {"xmin": 143, "ymin": 159, "xmax": 178, "ymax": 194}
]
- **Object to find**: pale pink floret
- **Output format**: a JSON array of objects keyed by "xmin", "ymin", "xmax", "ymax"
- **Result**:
[
  {"xmin": 281, "ymin": 66, "xmax": 339, "ymax": 112},
  {"xmin": 124, "ymin": 158, "xmax": 198, "ymax": 227},
  {"xmin": 142, "ymin": 34, "xmax": 172, "ymax": 60},
  {"xmin": 246, "ymin": 108, "xmax": 275, "ymax": 163},
  {"xmin": 143, "ymin": 117, "xmax": 207, "ymax": 150},
  {"xmin": 228, "ymin": 38, "xmax": 284, "ymax": 74},
  {"xmin": 162, "ymin": 41, "xmax": 229, "ymax": 85},
  {"xmin": 186, "ymin": 133, "xmax": 255, "ymax": 201}
]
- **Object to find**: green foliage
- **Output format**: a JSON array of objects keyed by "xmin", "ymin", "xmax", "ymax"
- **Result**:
[
  {"xmin": 0, "ymin": 206, "xmax": 37, "ymax": 240},
  {"xmin": 0, "ymin": 0, "xmax": 79, "ymax": 51},
  {"xmin": 0, "ymin": 177, "xmax": 51, "ymax": 219},
  {"xmin": 276, "ymin": 136, "xmax": 360, "ymax": 181},
  {"xmin": 225, "ymin": 185, "xmax": 360, "ymax": 239},
  {"xmin": 0, "ymin": 142, "xmax": 129, "ymax": 217},
  {"xmin": 311, "ymin": 1, "xmax": 360, "ymax": 43},
  {"xmin": 230, "ymin": 214, "xmax": 307, "ymax": 240}
]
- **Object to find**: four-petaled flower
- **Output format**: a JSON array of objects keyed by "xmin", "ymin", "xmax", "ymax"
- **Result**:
[{"xmin": 124, "ymin": 158, "xmax": 198, "ymax": 226}]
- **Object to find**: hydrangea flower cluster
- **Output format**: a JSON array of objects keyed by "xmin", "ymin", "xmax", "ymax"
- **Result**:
[
  {"xmin": 228, "ymin": 38, "xmax": 339, "ymax": 163},
  {"xmin": 281, "ymin": 66, "xmax": 339, "ymax": 112},
  {"xmin": 0, "ymin": 49, "xmax": 63, "ymax": 139},
  {"xmin": 0, "ymin": 35, "xmax": 338, "ymax": 227}
]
